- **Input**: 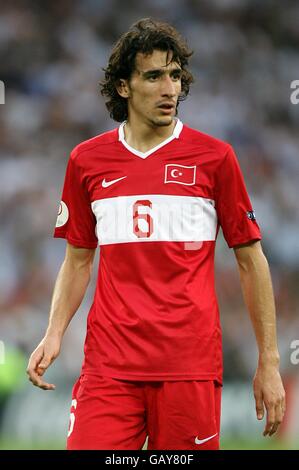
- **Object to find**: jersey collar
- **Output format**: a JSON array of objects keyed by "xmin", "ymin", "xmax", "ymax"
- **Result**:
[{"xmin": 118, "ymin": 118, "xmax": 183, "ymax": 159}]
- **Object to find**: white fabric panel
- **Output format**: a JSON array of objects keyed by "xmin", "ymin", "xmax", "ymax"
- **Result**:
[{"xmin": 91, "ymin": 194, "xmax": 217, "ymax": 246}]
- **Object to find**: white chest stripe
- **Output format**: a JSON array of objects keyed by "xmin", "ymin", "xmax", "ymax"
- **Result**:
[{"xmin": 91, "ymin": 194, "xmax": 217, "ymax": 246}]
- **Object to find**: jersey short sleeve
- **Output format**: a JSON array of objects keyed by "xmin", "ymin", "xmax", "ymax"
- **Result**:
[
  {"xmin": 53, "ymin": 148, "xmax": 98, "ymax": 248},
  {"xmin": 215, "ymin": 145, "xmax": 262, "ymax": 248}
]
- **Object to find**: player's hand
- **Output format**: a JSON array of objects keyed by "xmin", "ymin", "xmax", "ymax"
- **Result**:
[
  {"xmin": 253, "ymin": 363, "xmax": 286, "ymax": 437},
  {"xmin": 26, "ymin": 335, "xmax": 61, "ymax": 390}
]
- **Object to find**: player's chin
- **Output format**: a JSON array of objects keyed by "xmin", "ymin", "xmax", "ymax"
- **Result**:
[{"xmin": 153, "ymin": 114, "xmax": 175, "ymax": 126}]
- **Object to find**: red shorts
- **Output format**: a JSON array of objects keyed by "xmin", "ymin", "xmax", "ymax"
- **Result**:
[{"xmin": 66, "ymin": 374, "xmax": 222, "ymax": 450}]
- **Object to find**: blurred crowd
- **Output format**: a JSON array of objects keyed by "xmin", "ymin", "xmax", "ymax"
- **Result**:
[{"xmin": 0, "ymin": 0, "xmax": 299, "ymax": 395}]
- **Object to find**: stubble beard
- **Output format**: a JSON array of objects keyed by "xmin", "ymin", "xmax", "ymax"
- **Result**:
[{"xmin": 148, "ymin": 115, "xmax": 175, "ymax": 128}]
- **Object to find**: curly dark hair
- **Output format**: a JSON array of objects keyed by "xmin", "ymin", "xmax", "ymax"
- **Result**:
[{"xmin": 100, "ymin": 18, "xmax": 194, "ymax": 122}]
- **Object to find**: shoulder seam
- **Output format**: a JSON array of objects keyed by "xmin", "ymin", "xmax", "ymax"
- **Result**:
[
  {"xmin": 72, "ymin": 133, "xmax": 119, "ymax": 158},
  {"xmin": 179, "ymin": 131, "xmax": 231, "ymax": 158}
]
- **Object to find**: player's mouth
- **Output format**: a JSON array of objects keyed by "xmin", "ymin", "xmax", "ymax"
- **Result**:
[{"xmin": 157, "ymin": 102, "xmax": 176, "ymax": 114}]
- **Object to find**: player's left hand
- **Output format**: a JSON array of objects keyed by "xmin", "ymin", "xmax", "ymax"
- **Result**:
[{"xmin": 253, "ymin": 363, "xmax": 286, "ymax": 437}]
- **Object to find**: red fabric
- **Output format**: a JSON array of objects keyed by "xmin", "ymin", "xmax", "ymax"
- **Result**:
[
  {"xmin": 54, "ymin": 123, "xmax": 262, "ymax": 383},
  {"xmin": 214, "ymin": 145, "xmax": 261, "ymax": 248},
  {"xmin": 66, "ymin": 374, "xmax": 222, "ymax": 450}
]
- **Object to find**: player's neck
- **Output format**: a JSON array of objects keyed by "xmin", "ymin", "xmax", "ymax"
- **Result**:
[{"xmin": 123, "ymin": 117, "xmax": 176, "ymax": 153}]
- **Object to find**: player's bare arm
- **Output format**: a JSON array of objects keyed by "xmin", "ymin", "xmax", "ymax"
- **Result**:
[
  {"xmin": 234, "ymin": 240, "xmax": 286, "ymax": 437},
  {"xmin": 26, "ymin": 242, "xmax": 96, "ymax": 390}
]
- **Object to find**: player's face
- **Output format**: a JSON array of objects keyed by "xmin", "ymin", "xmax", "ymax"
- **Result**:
[{"xmin": 122, "ymin": 49, "xmax": 182, "ymax": 128}]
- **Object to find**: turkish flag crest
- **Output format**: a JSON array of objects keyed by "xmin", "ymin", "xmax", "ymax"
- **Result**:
[{"xmin": 164, "ymin": 164, "xmax": 196, "ymax": 186}]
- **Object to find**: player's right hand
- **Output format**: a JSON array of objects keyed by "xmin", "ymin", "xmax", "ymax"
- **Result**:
[{"xmin": 26, "ymin": 335, "xmax": 61, "ymax": 390}]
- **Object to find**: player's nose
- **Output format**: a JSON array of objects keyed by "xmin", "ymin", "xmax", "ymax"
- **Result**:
[{"xmin": 160, "ymin": 74, "xmax": 176, "ymax": 97}]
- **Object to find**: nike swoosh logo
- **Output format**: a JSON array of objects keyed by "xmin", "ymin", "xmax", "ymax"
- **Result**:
[
  {"xmin": 102, "ymin": 176, "xmax": 127, "ymax": 188},
  {"xmin": 195, "ymin": 432, "xmax": 218, "ymax": 445}
]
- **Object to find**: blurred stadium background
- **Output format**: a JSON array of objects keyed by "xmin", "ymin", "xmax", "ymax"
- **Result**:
[{"xmin": 0, "ymin": 0, "xmax": 299, "ymax": 450}]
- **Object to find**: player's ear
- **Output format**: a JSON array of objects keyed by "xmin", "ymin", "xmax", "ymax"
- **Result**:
[{"xmin": 116, "ymin": 79, "xmax": 130, "ymax": 98}]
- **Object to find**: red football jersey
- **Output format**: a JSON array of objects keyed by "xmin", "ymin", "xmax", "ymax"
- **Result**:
[{"xmin": 54, "ymin": 120, "xmax": 262, "ymax": 384}]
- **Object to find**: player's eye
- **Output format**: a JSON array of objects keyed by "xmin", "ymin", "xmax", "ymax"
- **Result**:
[
  {"xmin": 171, "ymin": 72, "xmax": 182, "ymax": 81},
  {"xmin": 147, "ymin": 74, "xmax": 159, "ymax": 81}
]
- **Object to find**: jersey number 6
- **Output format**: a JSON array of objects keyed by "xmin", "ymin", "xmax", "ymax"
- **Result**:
[
  {"xmin": 133, "ymin": 199, "xmax": 153, "ymax": 238},
  {"xmin": 67, "ymin": 399, "xmax": 77, "ymax": 438}
]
